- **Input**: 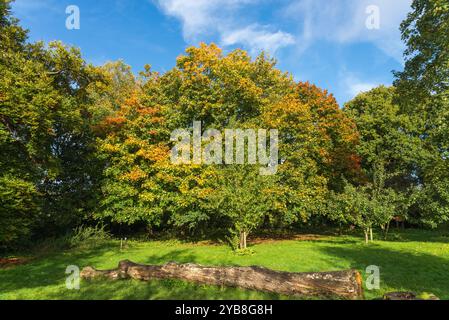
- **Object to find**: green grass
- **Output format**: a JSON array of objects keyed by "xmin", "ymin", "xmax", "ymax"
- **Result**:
[{"xmin": 1, "ymin": 229, "xmax": 449, "ymax": 300}]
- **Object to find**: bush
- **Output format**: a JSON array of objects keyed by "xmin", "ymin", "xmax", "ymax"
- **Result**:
[
  {"xmin": 67, "ymin": 224, "xmax": 111, "ymax": 248},
  {"xmin": 0, "ymin": 176, "xmax": 41, "ymax": 251}
]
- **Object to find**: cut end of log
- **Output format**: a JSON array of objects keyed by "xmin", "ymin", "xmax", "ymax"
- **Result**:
[{"xmin": 81, "ymin": 260, "xmax": 364, "ymax": 300}]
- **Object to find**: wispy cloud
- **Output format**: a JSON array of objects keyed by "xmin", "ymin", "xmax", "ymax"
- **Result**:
[
  {"xmin": 347, "ymin": 82, "xmax": 379, "ymax": 97},
  {"xmin": 221, "ymin": 24, "xmax": 295, "ymax": 55},
  {"xmin": 154, "ymin": 0, "xmax": 295, "ymax": 56},
  {"xmin": 154, "ymin": 0, "xmax": 411, "ymax": 61},
  {"xmin": 342, "ymin": 70, "xmax": 383, "ymax": 98},
  {"xmin": 283, "ymin": 0, "xmax": 412, "ymax": 62}
]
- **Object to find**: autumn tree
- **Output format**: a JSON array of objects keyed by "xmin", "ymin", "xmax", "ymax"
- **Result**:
[
  {"xmin": 0, "ymin": 0, "xmax": 375, "ymax": 248},
  {"xmin": 296, "ymin": 82, "xmax": 360, "ymax": 189},
  {"xmin": 262, "ymin": 87, "xmax": 358, "ymax": 226},
  {"xmin": 93, "ymin": 43, "xmax": 360, "ymax": 242},
  {"xmin": 95, "ymin": 79, "xmax": 170, "ymax": 232},
  {"xmin": 87, "ymin": 60, "xmax": 137, "ymax": 124}
]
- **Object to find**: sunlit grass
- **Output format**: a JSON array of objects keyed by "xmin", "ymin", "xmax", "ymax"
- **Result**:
[{"xmin": 1, "ymin": 229, "xmax": 448, "ymax": 300}]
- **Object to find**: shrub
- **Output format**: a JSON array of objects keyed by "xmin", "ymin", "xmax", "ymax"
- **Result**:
[{"xmin": 67, "ymin": 224, "xmax": 111, "ymax": 248}]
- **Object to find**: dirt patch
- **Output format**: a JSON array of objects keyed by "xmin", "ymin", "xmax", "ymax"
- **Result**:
[
  {"xmin": 0, "ymin": 257, "xmax": 30, "ymax": 269},
  {"xmin": 250, "ymin": 234, "xmax": 326, "ymax": 244}
]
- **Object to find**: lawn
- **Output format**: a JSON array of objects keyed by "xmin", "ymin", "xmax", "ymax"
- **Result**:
[{"xmin": 1, "ymin": 229, "xmax": 449, "ymax": 300}]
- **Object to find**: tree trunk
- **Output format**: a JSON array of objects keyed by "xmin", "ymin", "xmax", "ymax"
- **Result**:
[
  {"xmin": 364, "ymin": 229, "xmax": 369, "ymax": 244},
  {"xmin": 239, "ymin": 230, "xmax": 248, "ymax": 250},
  {"xmin": 81, "ymin": 260, "xmax": 364, "ymax": 300},
  {"xmin": 369, "ymin": 228, "xmax": 373, "ymax": 242},
  {"xmin": 243, "ymin": 231, "xmax": 247, "ymax": 249},
  {"xmin": 384, "ymin": 222, "xmax": 390, "ymax": 240}
]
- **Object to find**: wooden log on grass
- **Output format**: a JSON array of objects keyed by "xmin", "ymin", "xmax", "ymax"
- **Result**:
[{"xmin": 80, "ymin": 260, "xmax": 364, "ymax": 300}]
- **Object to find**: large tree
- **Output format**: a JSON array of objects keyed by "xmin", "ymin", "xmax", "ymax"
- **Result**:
[
  {"xmin": 395, "ymin": 0, "xmax": 449, "ymax": 102},
  {"xmin": 343, "ymin": 87, "xmax": 415, "ymax": 232},
  {"xmin": 95, "ymin": 43, "xmax": 358, "ymax": 241},
  {"xmin": 344, "ymin": 86, "xmax": 422, "ymax": 192},
  {"xmin": 0, "ymin": 1, "xmax": 106, "ymax": 248},
  {"xmin": 394, "ymin": 0, "xmax": 449, "ymax": 226}
]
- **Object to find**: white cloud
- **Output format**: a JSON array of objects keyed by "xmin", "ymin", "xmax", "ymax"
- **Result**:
[
  {"xmin": 348, "ymin": 82, "xmax": 378, "ymax": 96},
  {"xmin": 221, "ymin": 24, "xmax": 295, "ymax": 55},
  {"xmin": 155, "ymin": 0, "xmax": 223, "ymax": 41},
  {"xmin": 283, "ymin": 0, "xmax": 412, "ymax": 63},
  {"xmin": 154, "ymin": 0, "xmax": 412, "ymax": 68},
  {"xmin": 154, "ymin": 0, "xmax": 295, "ymax": 56},
  {"xmin": 343, "ymin": 71, "xmax": 383, "ymax": 97},
  {"xmin": 154, "ymin": 0, "xmax": 258, "ymax": 41}
]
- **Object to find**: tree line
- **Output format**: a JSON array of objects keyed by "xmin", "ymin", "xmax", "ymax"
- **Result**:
[{"xmin": 1, "ymin": 0, "xmax": 448, "ymax": 250}]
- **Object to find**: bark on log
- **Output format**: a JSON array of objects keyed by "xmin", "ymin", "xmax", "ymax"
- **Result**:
[{"xmin": 81, "ymin": 260, "xmax": 364, "ymax": 299}]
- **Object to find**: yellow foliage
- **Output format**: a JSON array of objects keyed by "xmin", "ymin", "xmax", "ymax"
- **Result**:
[{"xmin": 122, "ymin": 166, "xmax": 148, "ymax": 182}]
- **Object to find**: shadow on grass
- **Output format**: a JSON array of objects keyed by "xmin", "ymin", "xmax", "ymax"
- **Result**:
[
  {"xmin": 0, "ymin": 242, "xmax": 120, "ymax": 294},
  {"xmin": 45, "ymin": 277, "xmax": 291, "ymax": 300},
  {"xmin": 1, "ymin": 243, "xmax": 311, "ymax": 300},
  {"xmin": 0, "ymin": 244, "xmax": 293, "ymax": 300},
  {"xmin": 297, "ymin": 228, "xmax": 449, "ymax": 246},
  {"xmin": 318, "ymin": 245, "xmax": 449, "ymax": 299},
  {"xmin": 383, "ymin": 229, "xmax": 449, "ymax": 244}
]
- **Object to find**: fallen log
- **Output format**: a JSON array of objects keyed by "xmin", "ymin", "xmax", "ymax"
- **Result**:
[
  {"xmin": 383, "ymin": 292, "xmax": 440, "ymax": 300},
  {"xmin": 81, "ymin": 260, "xmax": 364, "ymax": 299}
]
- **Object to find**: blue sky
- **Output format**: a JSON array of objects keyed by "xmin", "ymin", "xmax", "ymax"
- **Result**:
[{"xmin": 12, "ymin": 0, "xmax": 412, "ymax": 105}]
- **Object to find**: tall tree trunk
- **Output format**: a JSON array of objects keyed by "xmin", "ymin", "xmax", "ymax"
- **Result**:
[
  {"xmin": 369, "ymin": 227, "xmax": 373, "ymax": 242},
  {"xmin": 81, "ymin": 260, "xmax": 364, "ymax": 300},
  {"xmin": 364, "ymin": 229, "xmax": 369, "ymax": 244}
]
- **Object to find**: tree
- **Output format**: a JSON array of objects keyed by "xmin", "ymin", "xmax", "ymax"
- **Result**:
[
  {"xmin": 332, "ymin": 86, "xmax": 416, "ymax": 240},
  {"xmin": 329, "ymin": 174, "xmax": 400, "ymax": 244},
  {"xmin": 0, "ymin": 0, "xmax": 41, "ymax": 246},
  {"xmin": 93, "ymin": 43, "xmax": 360, "ymax": 241},
  {"xmin": 87, "ymin": 60, "xmax": 137, "ymax": 124},
  {"xmin": 344, "ymin": 86, "xmax": 421, "ymax": 197},
  {"xmin": 1, "ymin": 1, "xmax": 108, "ymax": 247},
  {"xmin": 261, "ymin": 86, "xmax": 358, "ymax": 227},
  {"xmin": 395, "ymin": 0, "xmax": 449, "ymax": 102},
  {"xmin": 95, "ymin": 86, "xmax": 169, "ymax": 231},
  {"xmin": 206, "ymin": 166, "xmax": 283, "ymax": 250},
  {"xmin": 394, "ymin": 0, "xmax": 449, "ymax": 227},
  {"xmin": 0, "ymin": 175, "xmax": 41, "ymax": 249},
  {"xmin": 296, "ymin": 82, "xmax": 360, "ymax": 190}
]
